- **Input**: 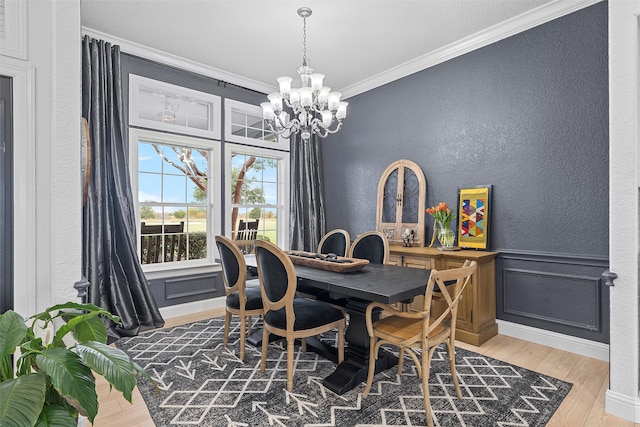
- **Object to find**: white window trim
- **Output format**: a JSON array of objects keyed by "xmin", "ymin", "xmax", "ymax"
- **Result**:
[
  {"xmin": 224, "ymin": 98, "xmax": 290, "ymax": 151},
  {"xmin": 129, "ymin": 74, "xmax": 222, "ymax": 140},
  {"xmin": 129, "ymin": 128, "xmax": 221, "ymax": 272},
  {"xmin": 224, "ymin": 143, "xmax": 290, "ymax": 250}
]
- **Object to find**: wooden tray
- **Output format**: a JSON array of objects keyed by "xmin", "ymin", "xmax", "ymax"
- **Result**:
[{"xmin": 287, "ymin": 251, "xmax": 369, "ymax": 273}]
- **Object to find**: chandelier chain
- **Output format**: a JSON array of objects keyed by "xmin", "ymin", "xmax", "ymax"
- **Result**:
[{"xmin": 302, "ymin": 15, "xmax": 307, "ymax": 66}]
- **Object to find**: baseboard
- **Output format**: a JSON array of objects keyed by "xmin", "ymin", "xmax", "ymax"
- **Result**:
[
  {"xmin": 496, "ymin": 320, "xmax": 609, "ymax": 362},
  {"xmin": 159, "ymin": 297, "xmax": 226, "ymax": 320},
  {"xmin": 606, "ymin": 389, "xmax": 640, "ymax": 423}
]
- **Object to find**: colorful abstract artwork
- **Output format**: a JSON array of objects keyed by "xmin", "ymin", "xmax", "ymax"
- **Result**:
[{"xmin": 457, "ymin": 186, "xmax": 491, "ymax": 249}]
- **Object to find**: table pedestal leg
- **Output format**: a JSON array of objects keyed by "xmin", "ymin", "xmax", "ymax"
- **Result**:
[{"xmin": 322, "ymin": 298, "xmax": 398, "ymax": 395}]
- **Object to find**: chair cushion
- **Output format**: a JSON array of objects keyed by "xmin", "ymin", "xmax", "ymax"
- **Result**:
[
  {"xmin": 226, "ymin": 286, "xmax": 263, "ymax": 311},
  {"xmin": 265, "ymin": 297, "xmax": 344, "ymax": 330}
]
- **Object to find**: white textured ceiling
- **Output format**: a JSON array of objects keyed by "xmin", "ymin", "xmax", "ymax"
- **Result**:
[{"xmin": 81, "ymin": 0, "xmax": 570, "ymax": 96}]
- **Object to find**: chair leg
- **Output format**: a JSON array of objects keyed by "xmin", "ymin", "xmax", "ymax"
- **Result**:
[
  {"xmin": 224, "ymin": 310, "xmax": 232, "ymax": 348},
  {"xmin": 397, "ymin": 348, "xmax": 405, "ymax": 375},
  {"xmin": 421, "ymin": 356, "xmax": 434, "ymax": 427},
  {"xmin": 247, "ymin": 315, "xmax": 253, "ymax": 336},
  {"xmin": 260, "ymin": 326, "xmax": 269, "ymax": 373},
  {"xmin": 287, "ymin": 339, "xmax": 295, "ymax": 391},
  {"xmin": 446, "ymin": 340, "xmax": 462, "ymax": 399},
  {"xmin": 239, "ymin": 315, "xmax": 246, "ymax": 361},
  {"xmin": 363, "ymin": 336, "xmax": 377, "ymax": 397},
  {"xmin": 301, "ymin": 337, "xmax": 307, "ymax": 353},
  {"xmin": 337, "ymin": 325, "xmax": 344, "ymax": 363}
]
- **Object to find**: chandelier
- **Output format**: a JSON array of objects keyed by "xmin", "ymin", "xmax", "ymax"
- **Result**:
[{"xmin": 261, "ymin": 7, "xmax": 347, "ymax": 142}]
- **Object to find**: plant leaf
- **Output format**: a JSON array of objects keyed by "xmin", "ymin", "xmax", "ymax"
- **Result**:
[
  {"xmin": 35, "ymin": 348, "xmax": 98, "ymax": 423},
  {"xmin": 76, "ymin": 341, "xmax": 136, "ymax": 402},
  {"xmin": 66, "ymin": 314, "xmax": 108, "ymax": 344},
  {"xmin": 0, "ymin": 310, "xmax": 27, "ymax": 359},
  {"xmin": 52, "ymin": 311, "xmax": 117, "ymax": 348},
  {"xmin": 0, "ymin": 373, "xmax": 46, "ymax": 427},
  {"xmin": 35, "ymin": 405, "xmax": 78, "ymax": 427}
]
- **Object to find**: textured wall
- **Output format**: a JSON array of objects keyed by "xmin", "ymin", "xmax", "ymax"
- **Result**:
[{"xmin": 322, "ymin": 3, "xmax": 609, "ymax": 341}]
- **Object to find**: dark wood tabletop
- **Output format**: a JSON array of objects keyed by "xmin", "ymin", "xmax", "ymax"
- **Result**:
[{"xmin": 244, "ymin": 253, "xmax": 430, "ymax": 303}]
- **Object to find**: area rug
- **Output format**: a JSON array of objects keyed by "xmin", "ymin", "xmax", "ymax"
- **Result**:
[{"xmin": 116, "ymin": 317, "xmax": 572, "ymax": 426}]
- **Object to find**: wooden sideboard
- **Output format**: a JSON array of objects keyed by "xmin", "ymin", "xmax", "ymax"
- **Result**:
[{"xmin": 388, "ymin": 245, "xmax": 498, "ymax": 346}]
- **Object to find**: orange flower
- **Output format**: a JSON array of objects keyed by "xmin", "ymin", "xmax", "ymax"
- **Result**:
[{"xmin": 426, "ymin": 202, "xmax": 455, "ymax": 225}]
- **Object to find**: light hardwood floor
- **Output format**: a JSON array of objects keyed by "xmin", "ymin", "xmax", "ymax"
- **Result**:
[{"xmin": 92, "ymin": 309, "xmax": 638, "ymax": 427}]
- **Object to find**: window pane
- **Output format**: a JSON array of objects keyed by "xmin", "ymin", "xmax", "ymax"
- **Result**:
[
  {"xmin": 263, "ymin": 208, "xmax": 277, "ymax": 245},
  {"xmin": 239, "ymin": 180, "xmax": 261, "ymax": 204},
  {"xmin": 231, "ymin": 110, "xmax": 245, "ymax": 126},
  {"xmin": 138, "ymin": 142, "xmax": 162, "ymax": 173},
  {"xmin": 187, "ymin": 179, "xmax": 205, "ymax": 204},
  {"xmin": 263, "ymin": 182, "xmax": 278, "ymax": 205},
  {"xmin": 186, "ymin": 207, "xmax": 206, "ymax": 260},
  {"xmin": 247, "ymin": 113, "xmax": 262, "ymax": 129},
  {"xmin": 232, "ymin": 124, "xmax": 245, "ymax": 137},
  {"xmin": 139, "ymin": 173, "xmax": 162, "ymax": 203},
  {"xmin": 191, "ymin": 149, "xmax": 208, "ymax": 175},
  {"xmin": 246, "ymin": 128, "xmax": 262, "ymax": 139},
  {"xmin": 262, "ymin": 159, "xmax": 278, "ymax": 182},
  {"xmin": 163, "ymin": 175, "xmax": 186, "ymax": 203},
  {"xmin": 244, "ymin": 162, "xmax": 260, "ymax": 181}
]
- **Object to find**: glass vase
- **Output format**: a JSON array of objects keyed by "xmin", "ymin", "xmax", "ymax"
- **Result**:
[{"xmin": 437, "ymin": 221, "xmax": 455, "ymax": 250}]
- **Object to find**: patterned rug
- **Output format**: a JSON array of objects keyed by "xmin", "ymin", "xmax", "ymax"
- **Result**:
[{"xmin": 116, "ymin": 317, "xmax": 572, "ymax": 426}]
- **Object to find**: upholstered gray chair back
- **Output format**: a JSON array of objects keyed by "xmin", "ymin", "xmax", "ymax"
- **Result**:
[
  {"xmin": 255, "ymin": 244, "xmax": 291, "ymax": 303},
  {"xmin": 217, "ymin": 241, "xmax": 240, "ymax": 291},
  {"xmin": 350, "ymin": 231, "xmax": 389, "ymax": 264},
  {"xmin": 319, "ymin": 231, "xmax": 349, "ymax": 257}
]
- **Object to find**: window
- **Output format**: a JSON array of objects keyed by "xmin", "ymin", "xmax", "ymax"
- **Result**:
[
  {"xmin": 225, "ymin": 99, "xmax": 289, "ymax": 151},
  {"xmin": 129, "ymin": 75, "xmax": 221, "ymax": 139},
  {"xmin": 130, "ymin": 128, "xmax": 221, "ymax": 271},
  {"xmin": 225, "ymin": 143, "xmax": 289, "ymax": 252}
]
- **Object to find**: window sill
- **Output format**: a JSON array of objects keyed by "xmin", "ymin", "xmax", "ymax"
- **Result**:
[{"xmin": 143, "ymin": 262, "xmax": 222, "ymax": 280}]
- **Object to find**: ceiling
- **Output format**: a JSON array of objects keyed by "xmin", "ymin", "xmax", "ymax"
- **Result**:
[{"xmin": 81, "ymin": 0, "xmax": 587, "ymax": 98}]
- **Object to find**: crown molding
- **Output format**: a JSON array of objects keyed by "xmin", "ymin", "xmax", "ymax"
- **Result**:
[
  {"xmin": 82, "ymin": 0, "xmax": 601, "ymax": 98},
  {"xmin": 340, "ymin": 0, "xmax": 603, "ymax": 98},
  {"xmin": 81, "ymin": 27, "xmax": 277, "ymax": 95}
]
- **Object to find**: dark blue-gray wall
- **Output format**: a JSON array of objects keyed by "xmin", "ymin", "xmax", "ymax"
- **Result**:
[{"xmin": 323, "ymin": 3, "xmax": 609, "ymax": 342}]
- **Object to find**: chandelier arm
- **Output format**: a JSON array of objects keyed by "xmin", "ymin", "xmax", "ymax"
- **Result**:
[
  {"xmin": 311, "ymin": 117, "xmax": 344, "ymax": 133},
  {"xmin": 265, "ymin": 118, "xmax": 301, "ymax": 139}
]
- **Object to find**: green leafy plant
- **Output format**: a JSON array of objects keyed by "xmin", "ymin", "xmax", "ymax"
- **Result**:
[{"xmin": 0, "ymin": 302, "xmax": 150, "ymax": 426}]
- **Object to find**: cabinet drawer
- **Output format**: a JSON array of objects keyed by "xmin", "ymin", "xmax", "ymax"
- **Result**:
[
  {"xmin": 388, "ymin": 254, "xmax": 403, "ymax": 266},
  {"xmin": 403, "ymin": 256, "xmax": 433, "ymax": 270}
]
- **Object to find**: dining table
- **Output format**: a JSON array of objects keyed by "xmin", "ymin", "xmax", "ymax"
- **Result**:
[{"xmin": 244, "ymin": 253, "xmax": 432, "ymax": 395}]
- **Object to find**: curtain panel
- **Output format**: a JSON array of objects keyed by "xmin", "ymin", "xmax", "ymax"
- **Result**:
[
  {"xmin": 289, "ymin": 133, "xmax": 326, "ymax": 251},
  {"xmin": 81, "ymin": 36, "xmax": 164, "ymax": 338}
]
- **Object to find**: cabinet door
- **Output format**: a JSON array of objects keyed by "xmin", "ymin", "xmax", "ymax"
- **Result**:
[
  {"xmin": 401, "ymin": 256, "xmax": 433, "ymax": 311},
  {"xmin": 441, "ymin": 258, "xmax": 474, "ymax": 331},
  {"xmin": 376, "ymin": 160, "xmax": 426, "ymax": 246}
]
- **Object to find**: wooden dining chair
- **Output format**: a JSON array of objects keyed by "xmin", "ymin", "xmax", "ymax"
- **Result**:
[
  {"xmin": 318, "ymin": 228, "xmax": 350, "ymax": 256},
  {"xmin": 297, "ymin": 229, "xmax": 352, "ymax": 300},
  {"xmin": 215, "ymin": 235, "xmax": 264, "ymax": 361},
  {"xmin": 348, "ymin": 230, "xmax": 389, "ymax": 264},
  {"xmin": 362, "ymin": 260, "xmax": 477, "ymax": 427},
  {"xmin": 254, "ymin": 239, "xmax": 346, "ymax": 391}
]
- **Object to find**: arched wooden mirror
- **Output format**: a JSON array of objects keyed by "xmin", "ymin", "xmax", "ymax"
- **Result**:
[{"xmin": 376, "ymin": 159, "xmax": 426, "ymax": 246}]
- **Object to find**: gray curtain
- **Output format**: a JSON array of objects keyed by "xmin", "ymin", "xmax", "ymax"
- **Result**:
[
  {"xmin": 289, "ymin": 133, "xmax": 326, "ymax": 251},
  {"xmin": 81, "ymin": 36, "xmax": 164, "ymax": 338}
]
